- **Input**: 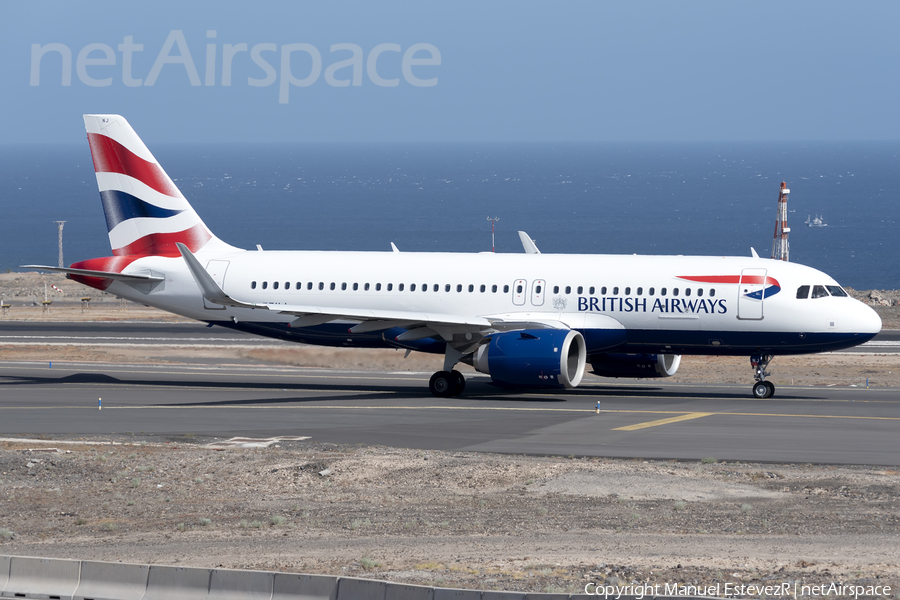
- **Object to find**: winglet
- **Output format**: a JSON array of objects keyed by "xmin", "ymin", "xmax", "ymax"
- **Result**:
[
  {"xmin": 750, "ymin": 247, "xmax": 759, "ymax": 258},
  {"xmin": 391, "ymin": 242, "xmax": 400, "ymax": 253},
  {"xmin": 518, "ymin": 231, "xmax": 541, "ymax": 254},
  {"xmin": 176, "ymin": 243, "xmax": 265, "ymax": 310}
]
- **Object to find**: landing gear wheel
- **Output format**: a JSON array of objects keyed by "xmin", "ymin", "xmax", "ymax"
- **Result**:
[
  {"xmin": 752, "ymin": 381, "xmax": 769, "ymax": 399},
  {"xmin": 451, "ymin": 370, "xmax": 466, "ymax": 396},
  {"xmin": 429, "ymin": 371, "xmax": 454, "ymax": 397},
  {"xmin": 752, "ymin": 381, "xmax": 775, "ymax": 399}
]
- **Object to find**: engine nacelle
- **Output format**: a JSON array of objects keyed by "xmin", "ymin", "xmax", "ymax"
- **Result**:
[
  {"xmin": 470, "ymin": 329, "xmax": 587, "ymax": 388},
  {"xmin": 589, "ymin": 353, "xmax": 681, "ymax": 378}
]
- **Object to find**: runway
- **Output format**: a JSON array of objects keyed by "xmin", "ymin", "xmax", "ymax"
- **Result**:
[{"xmin": 1, "ymin": 360, "xmax": 899, "ymax": 466}]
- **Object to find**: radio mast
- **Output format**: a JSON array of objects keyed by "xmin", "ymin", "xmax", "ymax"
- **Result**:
[{"xmin": 771, "ymin": 182, "xmax": 789, "ymax": 262}]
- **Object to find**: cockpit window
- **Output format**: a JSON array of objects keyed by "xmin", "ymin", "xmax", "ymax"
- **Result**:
[
  {"xmin": 811, "ymin": 285, "xmax": 829, "ymax": 299},
  {"xmin": 796, "ymin": 285, "xmax": 810, "ymax": 299},
  {"xmin": 826, "ymin": 285, "xmax": 848, "ymax": 297}
]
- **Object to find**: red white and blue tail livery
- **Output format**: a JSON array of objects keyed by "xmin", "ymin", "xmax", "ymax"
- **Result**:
[{"xmin": 24, "ymin": 114, "xmax": 882, "ymax": 400}]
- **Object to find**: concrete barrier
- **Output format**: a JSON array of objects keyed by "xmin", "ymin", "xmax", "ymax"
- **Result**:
[
  {"xmin": 337, "ymin": 577, "xmax": 387, "ymax": 600},
  {"xmin": 143, "ymin": 565, "xmax": 210, "ymax": 600},
  {"xmin": 74, "ymin": 561, "xmax": 149, "ymax": 600},
  {"xmin": 2, "ymin": 556, "xmax": 81, "ymax": 600},
  {"xmin": 433, "ymin": 589, "xmax": 482, "ymax": 600},
  {"xmin": 272, "ymin": 573, "xmax": 339, "ymax": 600},
  {"xmin": 384, "ymin": 582, "xmax": 434, "ymax": 600},
  {"xmin": 0, "ymin": 556, "xmax": 10, "ymax": 594},
  {"xmin": 481, "ymin": 592, "xmax": 527, "ymax": 600},
  {"xmin": 523, "ymin": 595, "xmax": 570, "ymax": 600},
  {"xmin": 208, "ymin": 568, "xmax": 273, "ymax": 599}
]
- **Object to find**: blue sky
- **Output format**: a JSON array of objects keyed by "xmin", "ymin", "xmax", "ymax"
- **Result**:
[{"xmin": 3, "ymin": 1, "xmax": 899, "ymax": 143}]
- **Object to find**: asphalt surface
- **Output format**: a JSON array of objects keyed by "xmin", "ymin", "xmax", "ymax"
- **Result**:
[{"xmin": 1, "ymin": 360, "xmax": 898, "ymax": 466}]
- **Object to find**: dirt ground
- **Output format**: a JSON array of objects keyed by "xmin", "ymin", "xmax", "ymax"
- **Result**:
[{"xmin": 2, "ymin": 272, "xmax": 900, "ymax": 597}]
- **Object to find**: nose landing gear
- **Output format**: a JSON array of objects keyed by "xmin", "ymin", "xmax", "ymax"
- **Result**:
[{"xmin": 750, "ymin": 354, "xmax": 775, "ymax": 398}]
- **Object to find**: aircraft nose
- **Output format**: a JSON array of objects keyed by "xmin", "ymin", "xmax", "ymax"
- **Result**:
[{"xmin": 855, "ymin": 301, "xmax": 882, "ymax": 335}]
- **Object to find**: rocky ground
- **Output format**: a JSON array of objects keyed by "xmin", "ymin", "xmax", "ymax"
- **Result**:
[
  {"xmin": 0, "ymin": 439, "xmax": 898, "ymax": 597},
  {"xmin": 2, "ymin": 271, "xmax": 900, "ymax": 597}
]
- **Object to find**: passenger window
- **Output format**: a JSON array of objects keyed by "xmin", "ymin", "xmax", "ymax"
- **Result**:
[
  {"xmin": 625, "ymin": 287, "xmax": 631, "ymax": 295},
  {"xmin": 503, "ymin": 285, "xmax": 510, "ymax": 293},
  {"xmin": 399, "ymin": 283, "xmax": 405, "ymax": 291},
  {"xmin": 796, "ymin": 285, "xmax": 810, "ymax": 299},
  {"xmin": 376, "ymin": 283, "xmax": 382, "ymax": 291},
  {"xmin": 826, "ymin": 285, "xmax": 848, "ymax": 297},
  {"xmin": 457, "ymin": 284, "xmax": 463, "ymax": 292},
  {"xmin": 684, "ymin": 288, "xmax": 691, "ymax": 296},
  {"xmin": 330, "ymin": 282, "xmax": 336, "ymax": 290},
  {"xmin": 565, "ymin": 286, "xmax": 571, "ymax": 294},
  {"xmin": 709, "ymin": 289, "xmax": 716, "ymax": 297},
  {"xmin": 410, "ymin": 284, "xmax": 416, "ymax": 291},
  {"xmin": 636, "ymin": 287, "xmax": 643, "ymax": 295},
  {"xmin": 812, "ymin": 285, "xmax": 829, "ymax": 299},
  {"xmin": 553, "ymin": 286, "xmax": 559, "ymax": 294},
  {"xmin": 516, "ymin": 284, "xmax": 523, "ymax": 293},
  {"xmin": 589, "ymin": 286, "xmax": 595, "ymax": 295},
  {"xmin": 318, "ymin": 282, "xmax": 324, "ymax": 290},
  {"xmin": 534, "ymin": 285, "xmax": 540, "ymax": 294},
  {"xmin": 697, "ymin": 288, "xmax": 703, "ymax": 297},
  {"xmin": 577, "ymin": 286, "xmax": 583, "ymax": 294},
  {"xmin": 341, "ymin": 282, "xmax": 347, "ymax": 291},
  {"xmin": 445, "ymin": 284, "xmax": 450, "ymax": 292},
  {"xmin": 434, "ymin": 284, "xmax": 439, "ymax": 292},
  {"xmin": 273, "ymin": 281, "xmax": 279, "ymax": 290},
  {"xmin": 251, "ymin": 281, "xmax": 257, "ymax": 290},
  {"xmin": 613, "ymin": 287, "xmax": 619, "ymax": 295},
  {"xmin": 353, "ymin": 283, "xmax": 358, "ymax": 291},
  {"xmin": 387, "ymin": 283, "xmax": 393, "ymax": 291},
  {"xmin": 601, "ymin": 286, "xmax": 607, "ymax": 294},
  {"xmin": 468, "ymin": 284, "xmax": 474, "ymax": 292},
  {"xmin": 296, "ymin": 282, "xmax": 301, "ymax": 290},
  {"xmin": 307, "ymin": 282, "xmax": 313, "ymax": 290},
  {"xmin": 365, "ymin": 283, "xmax": 370, "ymax": 291},
  {"xmin": 284, "ymin": 281, "xmax": 289, "ymax": 290},
  {"xmin": 661, "ymin": 288, "xmax": 667, "ymax": 296},
  {"xmin": 492, "ymin": 284, "xmax": 498, "ymax": 293},
  {"xmin": 673, "ymin": 288, "xmax": 679, "ymax": 296}
]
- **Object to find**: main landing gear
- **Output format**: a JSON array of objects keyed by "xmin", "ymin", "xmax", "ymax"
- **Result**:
[
  {"xmin": 429, "ymin": 343, "xmax": 468, "ymax": 397},
  {"xmin": 429, "ymin": 370, "xmax": 466, "ymax": 397},
  {"xmin": 750, "ymin": 354, "xmax": 775, "ymax": 399}
]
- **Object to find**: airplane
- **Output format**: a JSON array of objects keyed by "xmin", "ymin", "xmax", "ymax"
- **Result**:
[{"xmin": 25, "ymin": 114, "xmax": 882, "ymax": 400}]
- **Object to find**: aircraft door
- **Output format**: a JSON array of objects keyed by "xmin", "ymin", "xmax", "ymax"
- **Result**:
[
  {"xmin": 737, "ymin": 268, "xmax": 766, "ymax": 320},
  {"xmin": 531, "ymin": 279, "xmax": 546, "ymax": 306},
  {"xmin": 512, "ymin": 279, "xmax": 527, "ymax": 306},
  {"xmin": 203, "ymin": 260, "xmax": 230, "ymax": 310}
]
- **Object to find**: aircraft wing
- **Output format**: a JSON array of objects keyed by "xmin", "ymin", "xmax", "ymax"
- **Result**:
[{"xmin": 20, "ymin": 265, "xmax": 165, "ymax": 282}]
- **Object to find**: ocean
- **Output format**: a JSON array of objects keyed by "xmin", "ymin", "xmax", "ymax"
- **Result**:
[{"xmin": 1, "ymin": 141, "xmax": 898, "ymax": 290}]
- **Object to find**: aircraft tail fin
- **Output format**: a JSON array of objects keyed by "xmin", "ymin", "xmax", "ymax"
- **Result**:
[{"xmin": 83, "ymin": 114, "xmax": 236, "ymax": 257}]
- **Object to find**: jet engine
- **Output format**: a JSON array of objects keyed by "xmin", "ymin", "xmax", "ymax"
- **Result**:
[
  {"xmin": 468, "ymin": 329, "xmax": 587, "ymax": 388},
  {"xmin": 589, "ymin": 353, "xmax": 681, "ymax": 378}
]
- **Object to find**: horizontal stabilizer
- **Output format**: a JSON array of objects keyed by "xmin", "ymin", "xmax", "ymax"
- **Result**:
[
  {"xmin": 176, "ymin": 243, "xmax": 267, "ymax": 310},
  {"xmin": 20, "ymin": 265, "xmax": 164, "ymax": 282}
]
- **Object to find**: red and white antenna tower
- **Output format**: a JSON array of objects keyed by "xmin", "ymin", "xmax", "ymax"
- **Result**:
[{"xmin": 771, "ymin": 182, "xmax": 790, "ymax": 261}]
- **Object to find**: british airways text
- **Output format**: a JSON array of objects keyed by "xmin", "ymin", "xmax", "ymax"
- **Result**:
[{"xmin": 577, "ymin": 297, "xmax": 727, "ymax": 314}]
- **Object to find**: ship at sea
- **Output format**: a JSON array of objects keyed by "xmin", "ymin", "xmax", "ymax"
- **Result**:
[{"xmin": 806, "ymin": 214, "xmax": 827, "ymax": 227}]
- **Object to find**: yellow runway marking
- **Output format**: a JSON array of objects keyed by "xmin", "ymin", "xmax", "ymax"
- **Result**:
[{"xmin": 613, "ymin": 412, "xmax": 714, "ymax": 431}]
